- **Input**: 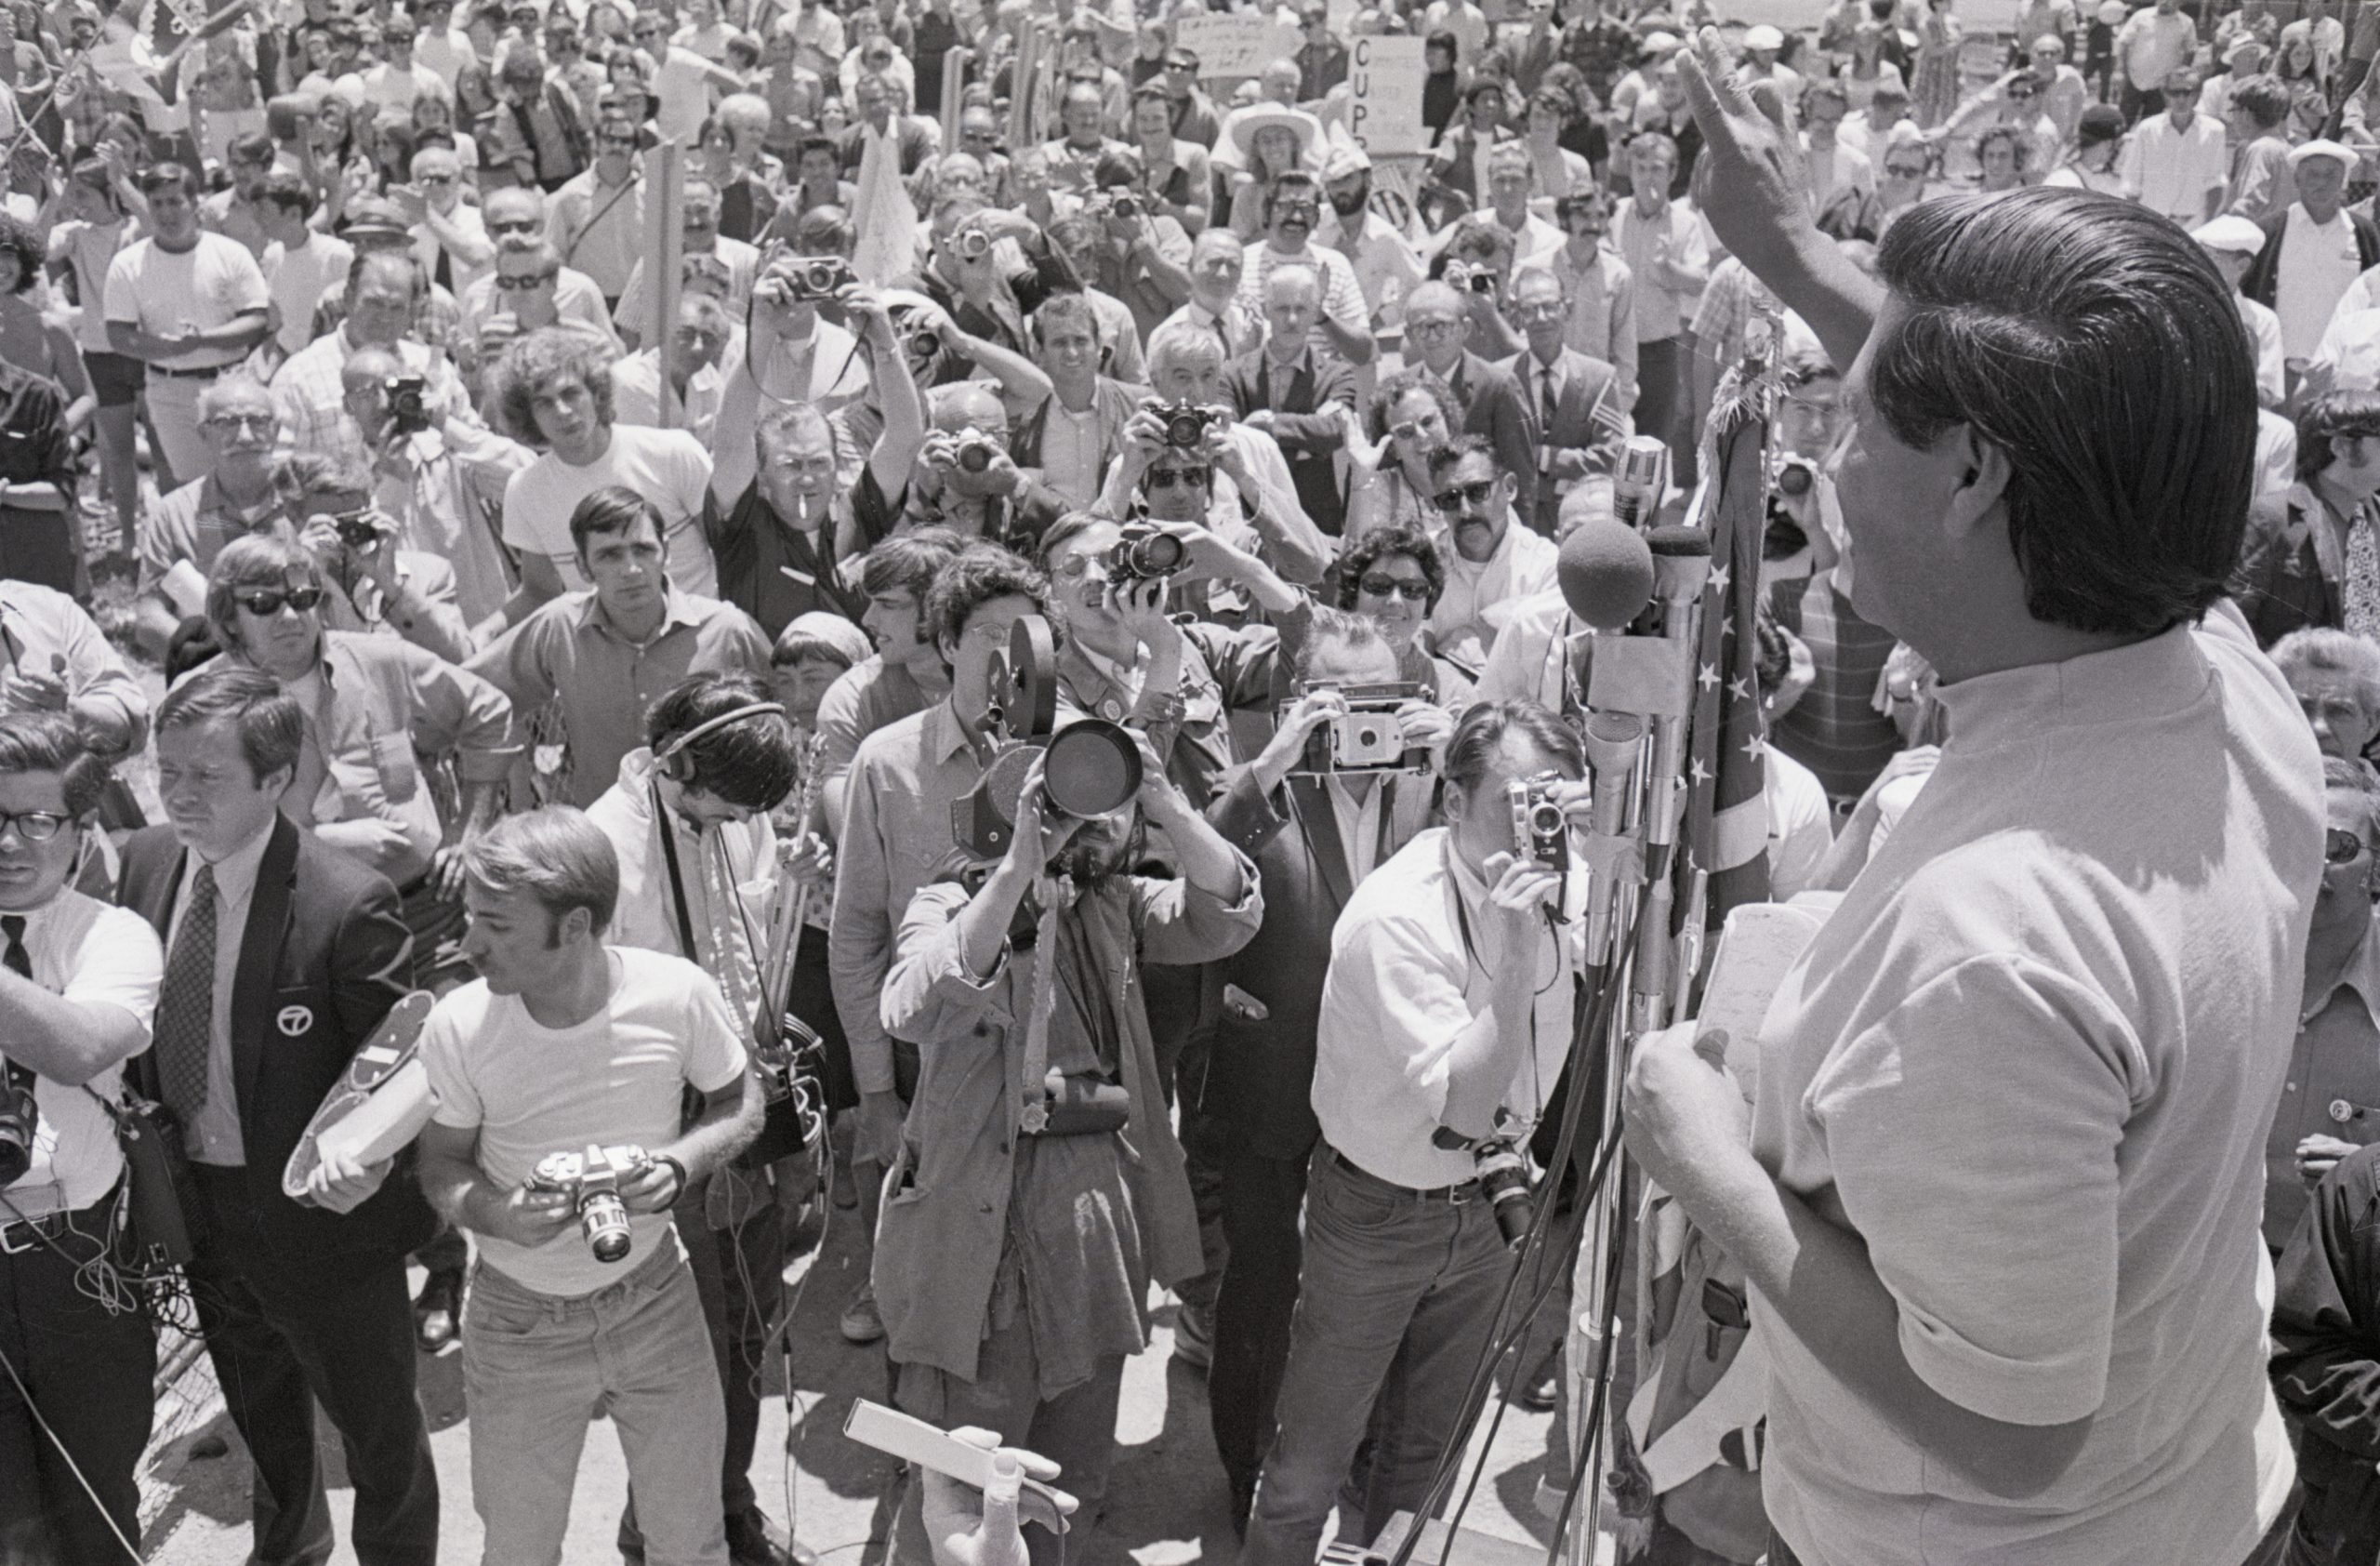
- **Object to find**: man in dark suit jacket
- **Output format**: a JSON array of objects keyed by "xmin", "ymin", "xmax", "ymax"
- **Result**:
[
  {"xmin": 1500, "ymin": 266, "xmax": 1632, "ymax": 537},
  {"xmin": 1403, "ymin": 278, "xmax": 1540, "ymax": 524},
  {"xmin": 1197, "ymin": 610, "xmax": 1439, "ymax": 1525},
  {"xmin": 122, "ymin": 669, "xmax": 440, "ymax": 1566},
  {"xmin": 1229, "ymin": 265, "xmax": 1359, "ymax": 537}
]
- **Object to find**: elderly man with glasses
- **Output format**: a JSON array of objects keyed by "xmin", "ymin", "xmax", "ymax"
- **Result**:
[
  {"xmin": 138, "ymin": 380, "xmax": 298, "ymax": 660},
  {"xmin": 458, "ymin": 190, "xmax": 621, "ymax": 364},
  {"xmin": 271, "ymin": 251, "xmax": 481, "ymax": 474}
]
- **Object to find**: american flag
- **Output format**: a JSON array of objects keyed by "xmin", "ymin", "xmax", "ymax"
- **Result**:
[{"xmin": 1681, "ymin": 408, "xmax": 1775, "ymax": 947}]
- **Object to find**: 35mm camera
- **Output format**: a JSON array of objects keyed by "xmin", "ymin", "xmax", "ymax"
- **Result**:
[{"xmin": 528, "ymin": 1144, "xmax": 653, "ymax": 1264}]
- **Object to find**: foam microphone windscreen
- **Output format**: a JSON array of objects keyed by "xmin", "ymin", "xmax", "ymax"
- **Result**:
[{"xmin": 1557, "ymin": 516, "xmax": 1659, "ymax": 631}]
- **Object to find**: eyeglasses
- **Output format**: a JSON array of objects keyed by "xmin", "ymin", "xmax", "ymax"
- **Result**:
[
  {"xmin": 417, "ymin": 173, "xmax": 456, "ymax": 187},
  {"xmin": 0, "ymin": 810, "xmax": 70, "ymax": 843},
  {"xmin": 1884, "ymin": 161, "xmax": 1929, "ymax": 177},
  {"xmin": 1273, "ymin": 201, "xmax": 1318, "ymax": 222},
  {"xmin": 1514, "ymin": 301, "xmax": 1565, "ymax": 322},
  {"xmin": 1145, "ymin": 467, "xmax": 1211, "ymax": 489},
  {"xmin": 1357, "ymin": 573, "xmax": 1429, "ymax": 600},
  {"xmin": 2163, "ymin": 86, "xmax": 2197, "ymax": 98},
  {"xmin": 2330, "ymin": 828, "xmax": 2371, "ymax": 866},
  {"xmin": 488, "ymin": 217, "xmax": 541, "ymax": 236},
  {"xmin": 1406, "ymin": 317, "xmax": 1462, "ymax": 338},
  {"xmin": 234, "ymin": 586, "xmax": 325, "ymax": 616},
  {"xmin": 204, "ymin": 411, "xmax": 275, "ymax": 432},
  {"xmin": 494, "ymin": 272, "xmax": 556, "ymax": 289},
  {"xmin": 1433, "ymin": 478, "xmax": 1500, "ymax": 513}
]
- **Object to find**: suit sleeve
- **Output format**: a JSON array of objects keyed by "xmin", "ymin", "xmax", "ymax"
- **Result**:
[
  {"xmin": 2273, "ymin": 1147, "xmax": 2380, "ymax": 1461},
  {"xmin": 328, "ymin": 870, "xmax": 415, "ymax": 1059}
]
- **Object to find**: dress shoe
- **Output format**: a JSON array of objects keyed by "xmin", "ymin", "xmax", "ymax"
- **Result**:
[{"xmin": 414, "ymin": 1268, "xmax": 463, "ymax": 1354}]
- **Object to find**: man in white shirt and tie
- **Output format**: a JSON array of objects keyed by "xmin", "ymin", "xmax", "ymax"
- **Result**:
[{"xmin": 1158, "ymin": 229, "xmax": 1263, "ymax": 363}]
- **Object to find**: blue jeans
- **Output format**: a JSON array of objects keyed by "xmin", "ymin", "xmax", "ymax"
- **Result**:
[
  {"xmin": 1240, "ymin": 1147, "xmax": 1514, "ymax": 1566},
  {"xmin": 460, "ymin": 1241, "xmax": 728, "ymax": 1566}
]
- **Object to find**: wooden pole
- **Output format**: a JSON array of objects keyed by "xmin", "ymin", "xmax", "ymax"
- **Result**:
[
  {"xmin": 644, "ymin": 137, "xmax": 684, "ymax": 427},
  {"xmin": 940, "ymin": 43, "xmax": 973, "ymax": 154}
]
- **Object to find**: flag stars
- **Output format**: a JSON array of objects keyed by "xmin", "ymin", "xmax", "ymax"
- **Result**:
[
  {"xmin": 1708, "ymin": 562, "xmax": 1731, "ymax": 597},
  {"xmin": 1742, "ymin": 732, "xmax": 1768, "ymax": 762},
  {"xmin": 1728, "ymin": 676, "xmax": 1752, "ymax": 703},
  {"xmin": 1689, "ymin": 757, "xmax": 1712, "ymax": 786},
  {"xmin": 1698, "ymin": 662, "xmax": 1720, "ymax": 692}
]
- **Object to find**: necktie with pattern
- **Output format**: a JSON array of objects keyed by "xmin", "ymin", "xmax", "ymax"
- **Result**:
[
  {"xmin": 153, "ymin": 865, "xmax": 217, "ymax": 1125},
  {"xmin": 2347, "ymin": 506, "xmax": 2380, "ymax": 641}
]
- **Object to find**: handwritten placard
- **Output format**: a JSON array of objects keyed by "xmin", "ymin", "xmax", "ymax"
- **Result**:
[
  {"xmin": 1348, "ymin": 34, "xmax": 1429, "ymax": 155},
  {"xmin": 1173, "ymin": 12, "xmax": 1303, "ymax": 83}
]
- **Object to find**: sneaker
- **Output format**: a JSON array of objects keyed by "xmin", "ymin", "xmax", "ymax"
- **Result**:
[
  {"xmin": 840, "ymin": 1281, "xmax": 885, "ymax": 1344},
  {"xmin": 1173, "ymin": 1301, "xmax": 1214, "ymax": 1373}
]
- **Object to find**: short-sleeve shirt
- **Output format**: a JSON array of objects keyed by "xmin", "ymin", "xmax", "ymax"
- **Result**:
[
  {"xmin": 1750, "ymin": 606, "xmax": 2313, "ymax": 1563},
  {"xmin": 502, "ymin": 424, "xmax": 719, "ymax": 599},
  {"xmin": 102, "ymin": 232, "xmax": 270, "ymax": 373},
  {"xmin": 5, "ymin": 891, "xmax": 163, "ymax": 1216},
  {"xmin": 420, "ymin": 945, "xmax": 746, "ymax": 1297}
]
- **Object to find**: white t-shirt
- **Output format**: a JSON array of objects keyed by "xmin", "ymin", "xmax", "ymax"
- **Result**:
[
  {"xmin": 2278, "ymin": 205, "xmax": 2367, "ymax": 360},
  {"xmin": 1764, "ymin": 748, "xmax": 1832, "ymax": 901},
  {"xmin": 102, "ymin": 231, "xmax": 270, "ymax": 372},
  {"xmin": 4, "ymin": 892, "xmax": 163, "ymax": 1217},
  {"xmin": 261, "ymin": 232, "xmax": 355, "ymax": 355},
  {"xmin": 654, "ymin": 45, "xmax": 719, "ymax": 145},
  {"xmin": 1751, "ymin": 604, "xmax": 2315, "ymax": 1564},
  {"xmin": 420, "ymin": 945, "xmax": 747, "ymax": 1297},
  {"xmin": 503, "ymin": 423, "xmax": 719, "ymax": 599}
]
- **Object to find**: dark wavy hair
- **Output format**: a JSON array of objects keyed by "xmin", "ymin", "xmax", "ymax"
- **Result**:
[
  {"xmin": 495, "ymin": 326, "xmax": 615, "ymax": 445},
  {"xmin": 645, "ymin": 670, "xmax": 799, "ymax": 812},
  {"xmin": 922, "ymin": 543, "xmax": 1051, "ymax": 658},
  {"xmin": 1871, "ymin": 188, "xmax": 2256, "ymax": 637},
  {"xmin": 1438, "ymin": 699, "xmax": 1586, "ymax": 795},
  {"xmin": 1337, "ymin": 524, "xmax": 1448, "ymax": 615},
  {"xmin": 2297, "ymin": 390, "xmax": 2380, "ymax": 483},
  {"xmin": 0, "ymin": 214, "xmax": 39, "ymax": 296},
  {"xmin": 0, "ymin": 711, "xmax": 112, "ymax": 816}
]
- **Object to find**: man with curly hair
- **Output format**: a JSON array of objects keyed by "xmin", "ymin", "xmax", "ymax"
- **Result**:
[{"xmin": 495, "ymin": 325, "xmax": 718, "ymax": 613}]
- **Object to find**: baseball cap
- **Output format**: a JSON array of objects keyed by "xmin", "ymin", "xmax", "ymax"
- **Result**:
[{"xmin": 1742, "ymin": 23, "xmax": 1784, "ymax": 50}]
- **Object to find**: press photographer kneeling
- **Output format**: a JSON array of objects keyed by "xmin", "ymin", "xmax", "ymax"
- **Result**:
[
  {"xmin": 413, "ymin": 808, "xmax": 765, "ymax": 1566},
  {"xmin": 874, "ymin": 615, "xmax": 1262, "ymax": 1564},
  {"xmin": 0, "ymin": 712, "xmax": 165, "ymax": 1565}
]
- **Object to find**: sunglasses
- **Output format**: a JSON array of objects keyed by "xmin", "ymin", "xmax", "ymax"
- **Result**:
[
  {"xmin": 1433, "ymin": 478, "xmax": 1500, "ymax": 512},
  {"xmin": 0, "ymin": 809, "xmax": 69, "ymax": 844},
  {"xmin": 1145, "ymin": 467, "xmax": 1211, "ymax": 489},
  {"xmin": 2330, "ymin": 828, "xmax": 2370, "ymax": 866},
  {"xmin": 234, "ymin": 586, "xmax": 325, "ymax": 616},
  {"xmin": 1357, "ymin": 573, "xmax": 1429, "ymax": 600},
  {"xmin": 1273, "ymin": 201, "xmax": 1319, "ymax": 222},
  {"xmin": 495, "ymin": 272, "xmax": 556, "ymax": 289}
]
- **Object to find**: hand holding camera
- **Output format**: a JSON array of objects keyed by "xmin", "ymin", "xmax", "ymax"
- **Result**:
[
  {"xmin": 524, "ymin": 1143, "xmax": 681, "ymax": 1263},
  {"xmin": 1250, "ymin": 683, "xmax": 1349, "ymax": 793},
  {"xmin": 1001, "ymin": 753, "xmax": 1091, "ymax": 880}
]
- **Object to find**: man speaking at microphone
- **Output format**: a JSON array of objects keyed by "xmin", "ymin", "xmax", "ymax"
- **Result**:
[{"xmin": 1622, "ymin": 32, "xmax": 2322, "ymax": 1566}]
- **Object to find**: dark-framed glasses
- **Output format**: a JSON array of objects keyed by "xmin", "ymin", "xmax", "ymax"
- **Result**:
[
  {"xmin": 1358, "ymin": 573, "xmax": 1429, "ymax": 600},
  {"xmin": 0, "ymin": 810, "xmax": 69, "ymax": 843},
  {"xmin": 234, "ymin": 586, "xmax": 325, "ymax": 616},
  {"xmin": 1433, "ymin": 478, "xmax": 1499, "ymax": 512}
]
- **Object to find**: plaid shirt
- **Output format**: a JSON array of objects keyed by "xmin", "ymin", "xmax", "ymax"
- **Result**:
[{"xmin": 268, "ymin": 327, "xmax": 479, "ymax": 474}]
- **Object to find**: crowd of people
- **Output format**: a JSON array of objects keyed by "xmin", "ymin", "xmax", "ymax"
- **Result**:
[{"xmin": 0, "ymin": 0, "xmax": 2377, "ymax": 1563}]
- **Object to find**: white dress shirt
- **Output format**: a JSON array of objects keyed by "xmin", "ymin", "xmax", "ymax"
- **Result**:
[
  {"xmin": 165, "ymin": 822, "xmax": 274, "ymax": 1169},
  {"xmin": 2278, "ymin": 205, "xmax": 2367, "ymax": 359},
  {"xmin": 1312, "ymin": 827, "xmax": 1580, "ymax": 1190},
  {"xmin": 2, "ymin": 890, "xmax": 163, "ymax": 1217},
  {"xmin": 2118, "ymin": 111, "xmax": 2228, "ymax": 224},
  {"xmin": 1431, "ymin": 519, "xmax": 1559, "ymax": 671}
]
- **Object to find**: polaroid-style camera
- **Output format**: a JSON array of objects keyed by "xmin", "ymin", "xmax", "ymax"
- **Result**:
[
  {"xmin": 386, "ymin": 374, "xmax": 429, "ymax": 437},
  {"xmin": 1507, "ymin": 771, "xmax": 1570, "ymax": 875},
  {"xmin": 1293, "ymin": 682, "xmax": 1431, "ymax": 776},
  {"xmin": 1104, "ymin": 524, "xmax": 1186, "ymax": 583},
  {"xmin": 951, "ymin": 616, "xmax": 1144, "ymax": 861},
  {"xmin": 527, "ymin": 1144, "xmax": 652, "ymax": 1264},
  {"xmin": 1157, "ymin": 403, "xmax": 1221, "ymax": 450},
  {"xmin": 779, "ymin": 255, "xmax": 856, "ymax": 301}
]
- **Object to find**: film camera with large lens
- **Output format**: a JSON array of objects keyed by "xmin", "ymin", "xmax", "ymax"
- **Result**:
[
  {"xmin": 778, "ymin": 256, "xmax": 857, "ymax": 302},
  {"xmin": 953, "ymin": 616, "xmax": 1144, "ymax": 861},
  {"xmin": 528, "ymin": 1143, "xmax": 654, "ymax": 1264},
  {"xmin": 1105, "ymin": 524, "xmax": 1186, "ymax": 583},
  {"xmin": 386, "ymin": 374, "xmax": 429, "ymax": 437},
  {"xmin": 1291, "ymin": 682, "xmax": 1432, "ymax": 776},
  {"xmin": 951, "ymin": 428, "xmax": 1003, "ymax": 474},
  {"xmin": 1156, "ymin": 403, "xmax": 1221, "ymax": 450}
]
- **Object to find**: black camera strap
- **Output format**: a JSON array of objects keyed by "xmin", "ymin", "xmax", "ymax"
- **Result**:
[{"xmin": 652, "ymin": 783, "xmax": 702, "ymax": 964}]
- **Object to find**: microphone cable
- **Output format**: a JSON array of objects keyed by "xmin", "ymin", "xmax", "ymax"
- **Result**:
[{"xmin": 0, "ymin": 1336, "xmax": 146, "ymax": 1563}]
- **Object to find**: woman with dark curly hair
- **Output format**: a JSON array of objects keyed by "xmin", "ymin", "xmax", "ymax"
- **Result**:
[
  {"xmin": 0, "ymin": 213, "xmax": 93, "ymax": 437},
  {"xmin": 1331, "ymin": 524, "xmax": 1473, "ymax": 706}
]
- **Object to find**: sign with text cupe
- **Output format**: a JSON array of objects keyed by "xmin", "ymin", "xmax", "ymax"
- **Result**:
[{"xmin": 1349, "ymin": 35, "xmax": 1429, "ymax": 156}]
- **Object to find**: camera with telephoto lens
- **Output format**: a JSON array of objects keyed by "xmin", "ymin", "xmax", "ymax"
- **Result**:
[
  {"xmin": 1507, "ymin": 771, "xmax": 1570, "ymax": 875},
  {"xmin": 527, "ymin": 1143, "xmax": 652, "ymax": 1264},
  {"xmin": 952, "ymin": 616, "xmax": 1144, "ymax": 861},
  {"xmin": 952, "ymin": 428, "xmax": 1001, "ymax": 473},
  {"xmin": 1764, "ymin": 455, "xmax": 1818, "ymax": 563},
  {"xmin": 1087, "ymin": 189, "xmax": 1142, "ymax": 219},
  {"xmin": 1157, "ymin": 402, "xmax": 1220, "ymax": 450},
  {"xmin": 779, "ymin": 255, "xmax": 856, "ymax": 301},
  {"xmin": 1428, "ymin": 1109, "xmax": 1538, "ymax": 1249},
  {"xmin": 0, "ymin": 1068, "xmax": 33, "ymax": 1188},
  {"xmin": 1104, "ymin": 523, "xmax": 1186, "ymax": 583},
  {"xmin": 1292, "ymin": 682, "xmax": 1431, "ymax": 775}
]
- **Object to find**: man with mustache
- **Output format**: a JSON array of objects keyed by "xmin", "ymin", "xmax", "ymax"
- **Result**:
[{"xmin": 1234, "ymin": 171, "xmax": 1377, "ymax": 370}]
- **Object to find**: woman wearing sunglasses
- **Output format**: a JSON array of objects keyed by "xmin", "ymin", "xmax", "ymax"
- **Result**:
[
  {"xmin": 1330, "ymin": 524, "xmax": 1471, "ymax": 710},
  {"xmin": 195, "ymin": 532, "xmax": 515, "ymax": 942},
  {"xmin": 1342, "ymin": 369, "xmax": 1459, "ymax": 542}
]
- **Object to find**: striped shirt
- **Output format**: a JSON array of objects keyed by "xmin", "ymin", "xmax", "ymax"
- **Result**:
[{"xmin": 1768, "ymin": 572, "xmax": 1903, "ymax": 803}]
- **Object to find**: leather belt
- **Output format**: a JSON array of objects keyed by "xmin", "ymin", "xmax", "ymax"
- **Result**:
[
  {"xmin": 148, "ymin": 362, "xmax": 237, "ymax": 379},
  {"xmin": 1329, "ymin": 1146, "xmax": 1483, "ymax": 1203}
]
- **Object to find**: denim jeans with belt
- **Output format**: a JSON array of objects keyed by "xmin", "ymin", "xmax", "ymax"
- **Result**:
[
  {"xmin": 1241, "ymin": 1146, "xmax": 1514, "ymax": 1566},
  {"xmin": 460, "ymin": 1240, "xmax": 728, "ymax": 1566}
]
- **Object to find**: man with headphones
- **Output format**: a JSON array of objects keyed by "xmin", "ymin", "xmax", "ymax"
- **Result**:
[{"xmin": 584, "ymin": 671, "xmax": 810, "ymax": 1566}]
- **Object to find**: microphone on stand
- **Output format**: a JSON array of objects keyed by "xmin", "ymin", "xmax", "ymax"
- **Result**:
[{"xmin": 1553, "ymin": 517, "xmax": 1659, "ymax": 971}]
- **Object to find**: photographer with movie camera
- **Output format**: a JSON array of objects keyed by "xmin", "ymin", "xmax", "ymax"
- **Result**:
[
  {"xmin": 1197, "ymin": 606, "xmax": 1445, "ymax": 1525},
  {"xmin": 874, "ymin": 602, "xmax": 1261, "ymax": 1563},
  {"xmin": 414, "ymin": 806, "xmax": 765, "ymax": 1566},
  {"xmin": 0, "ymin": 712, "xmax": 165, "ymax": 1566},
  {"xmin": 1241, "ymin": 700, "xmax": 1587, "ymax": 1564}
]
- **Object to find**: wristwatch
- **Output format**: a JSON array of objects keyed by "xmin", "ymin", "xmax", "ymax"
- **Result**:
[{"xmin": 652, "ymin": 1152, "xmax": 690, "ymax": 1201}]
